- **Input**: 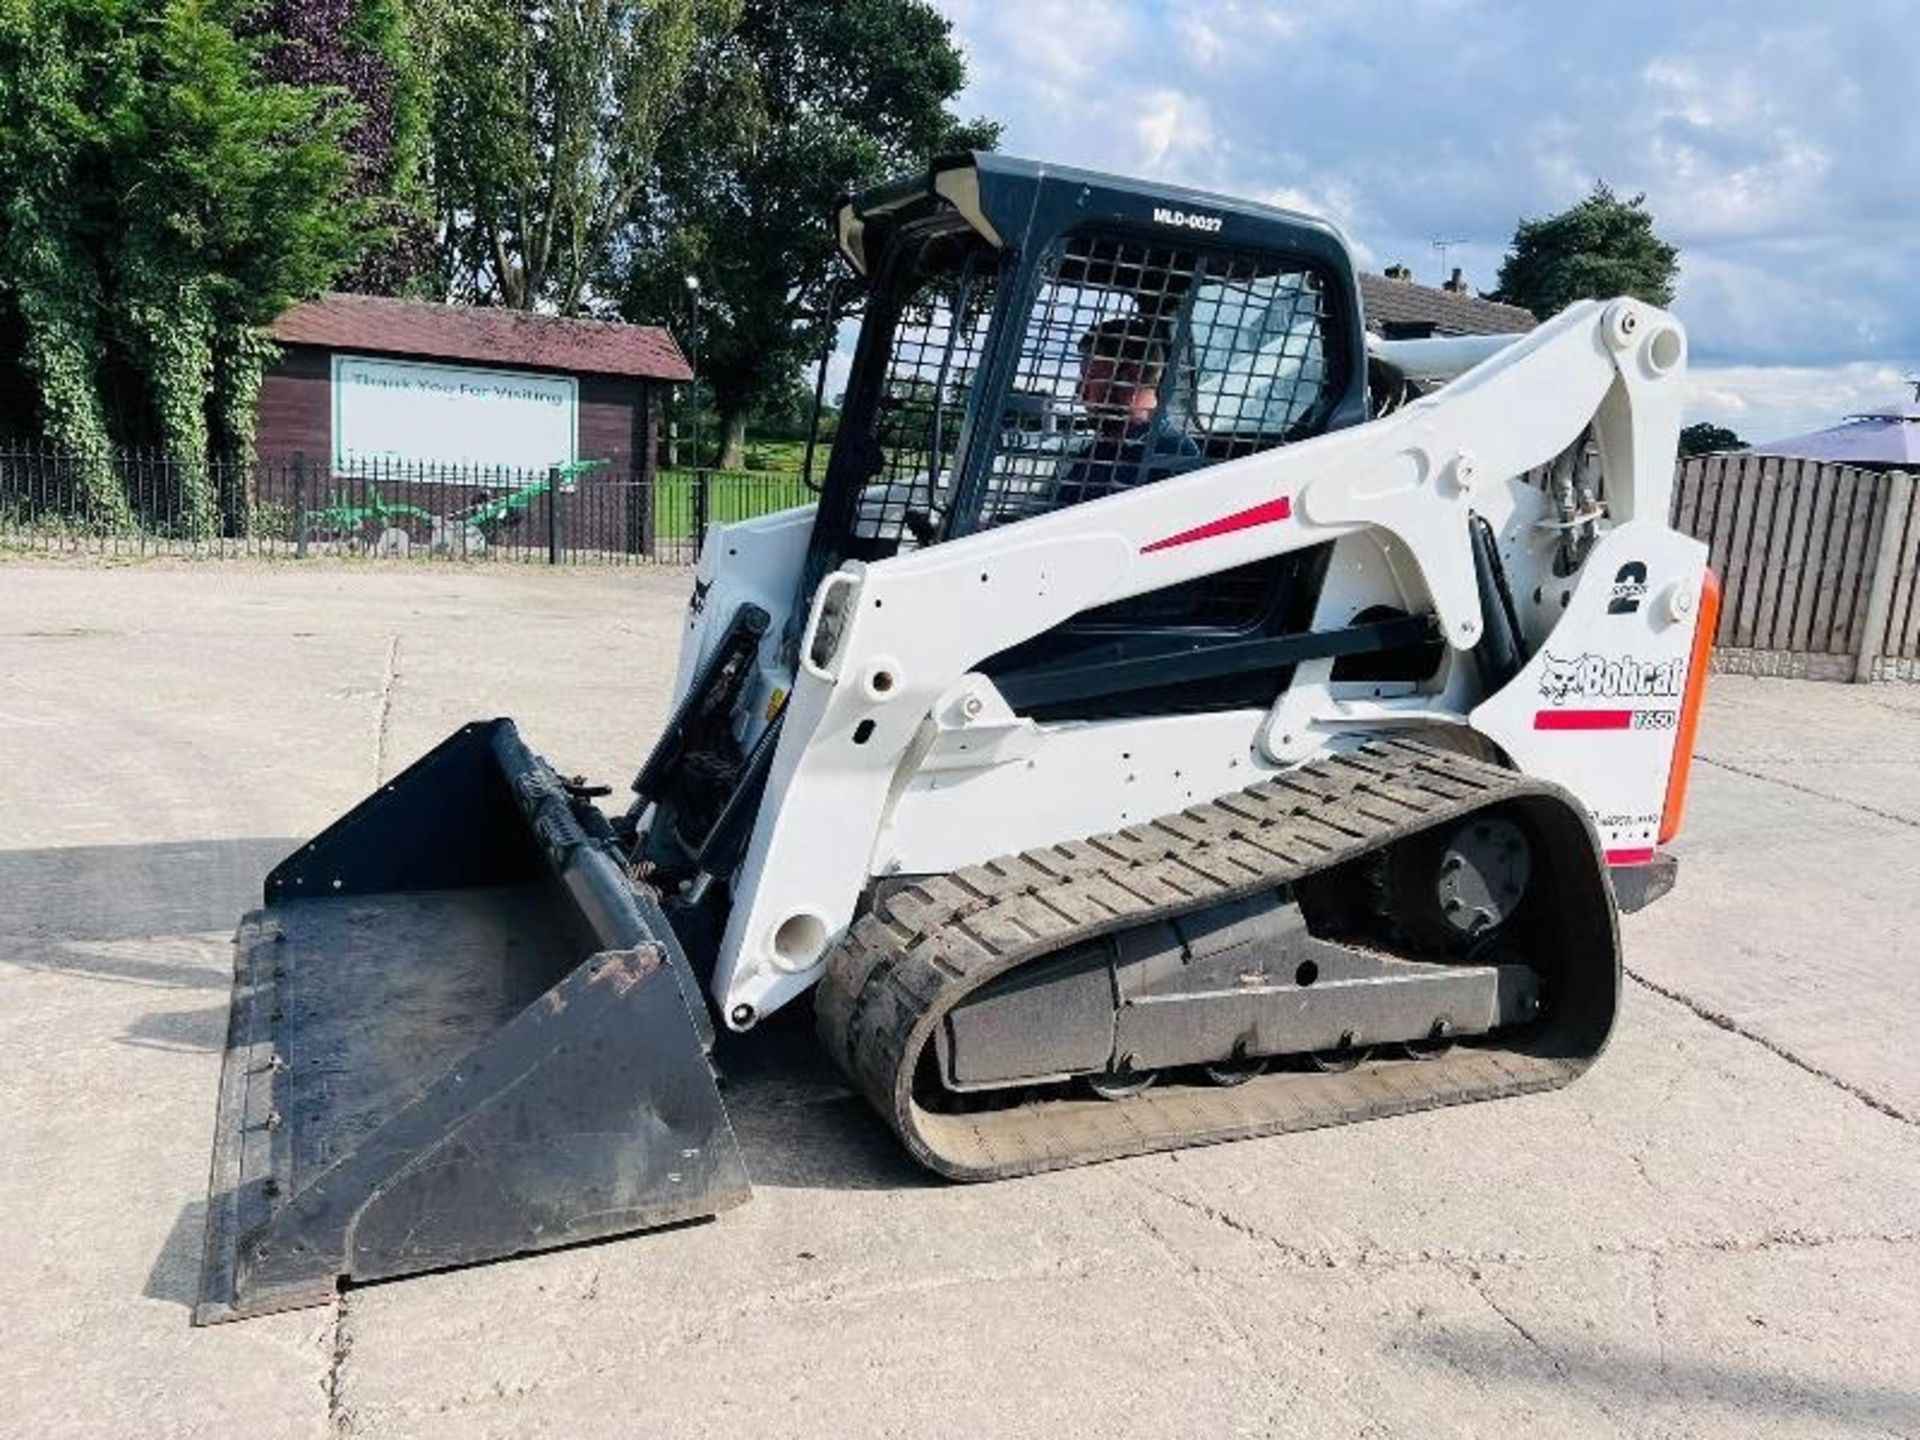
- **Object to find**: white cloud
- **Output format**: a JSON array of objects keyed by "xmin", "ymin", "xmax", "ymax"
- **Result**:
[
  {"xmin": 1687, "ymin": 361, "xmax": 1913, "ymax": 444},
  {"xmin": 1177, "ymin": 11, "xmax": 1228, "ymax": 69},
  {"xmin": 1133, "ymin": 88, "xmax": 1217, "ymax": 173},
  {"xmin": 784, "ymin": 3, "xmax": 1920, "ymax": 466},
  {"xmin": 937, "ymin": 0, "xmax": 1143, "ymax": 123},
  {"xmin": 1169, "ymin": 0, "xmax": 1311, "ymax": 62},
  {"xmin": 929, "ymin": 0, "xmax": 1918, "ymax": 432},
  {"xmin": 1637, "ymin": 57, "xmax": 1834, "ymax": 240},
  {"xmin": 1258, "ymin": 180, "xmax": 1373, "ymax": 265}
]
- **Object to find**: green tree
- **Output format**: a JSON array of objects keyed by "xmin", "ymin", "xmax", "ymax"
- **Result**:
[
  {"xmin": 425, "ymin": 0, "xmax": 739, "ymax": 313},
  {"xmin": 617, "ymin": 0, "xmax": 996, "ymax": 468},
  {"xmin": 1679, "ymin": 421, "xmax": 1744, "ymax": 457},
  {"xmin": 0, "ymin": 0, "xmax": 137, "ymax": 526},
  {"xmin": 0, "ymin": 0, "xmax": 365, "ymax": 533},
  {"xmin": 111, "ymin": 0, "xmax": 361, "ymax": 530},
  {"xmin": 748, "ymin": 375, "xmax": 837, "ymax": 442},
  {"xmin": 249, "ymin": 0, "xmax": 436, "ymax": 296},
  {"xmin": 1493, "ymin": 182, "xmax": 1678, "ymax": 320}
]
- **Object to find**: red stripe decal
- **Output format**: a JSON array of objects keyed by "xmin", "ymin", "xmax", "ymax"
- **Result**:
[
  {"xmin": 1141, "ymin": 496, "xmax": 1292, "ymax": 553},
  {"xmin": 1606, "ymin": 847, "xmax": 1656, "ymax": 867},
  {"xmin": 1534, "ymin": 708, "xmax": 1633, "ymax": 731}
]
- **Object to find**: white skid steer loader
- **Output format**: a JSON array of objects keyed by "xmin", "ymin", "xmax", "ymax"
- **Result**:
[{"xmin": 197, "ymin": 153, "xmax": 1717, "ymax": 1322}]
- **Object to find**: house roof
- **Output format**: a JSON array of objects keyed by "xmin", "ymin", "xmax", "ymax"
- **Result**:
[
  {"xmin": 1357, "ymin": 274, "xmax": 1536, "ymax": 336},
  {"xmin": 272, "ymin": 293, "xmax": 693, "ymax": 382}
]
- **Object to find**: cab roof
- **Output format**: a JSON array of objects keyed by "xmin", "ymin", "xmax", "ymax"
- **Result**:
[{"xmin": 833, "ymin": 152, "xmax": 1355, "ymax": 279}]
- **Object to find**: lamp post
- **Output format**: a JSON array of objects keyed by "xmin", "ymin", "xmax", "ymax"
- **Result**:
[
  {"xmin": 686, "ymin": 273, "xmax": 706, "ymax": 547},
  {"xmin": 685, "ymin": 275, "xmax": 702, "ymax": 470}
]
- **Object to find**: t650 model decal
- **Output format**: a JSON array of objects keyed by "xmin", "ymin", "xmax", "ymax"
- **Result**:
[{"xmin": 1535, "ymin": 708, "xmax": 1677, "ymax": 732}]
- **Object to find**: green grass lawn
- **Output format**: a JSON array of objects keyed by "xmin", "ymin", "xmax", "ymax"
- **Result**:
[
  {"xmin": 652, "ymin": 469, "xmax": 815, "ymax": 540},
  {"xmin": 740, "ymin": 438, "xmax": 824, "ymax": 475}
]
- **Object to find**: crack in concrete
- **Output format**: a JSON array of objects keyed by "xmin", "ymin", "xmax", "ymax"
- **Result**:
[
  {"xmin": 1135, "ymin": 1177, "xmax": 1916, "ymax": 1274},
  {"xmin": 1626, "ymin": 966, "xmax": 1914, "ymax": 1127},
  {"xmin": 1458, "ymin": 1267, "xmax": 1566, "ymax": 1373},
  {"xmin": 325, "ymin": 1292, "xmax": 354, "ymax": 1436},
  {"xmin": 1697, "ymin": 753, "xmax": 1920, "ymax": 830},
  {"xmin": 1647, "ymin": 1253, "xmax": 1671, "ymax": 1389},
  {"xmin": 1450, "ymin": 1264, "xmax": 1632, "ymax": 1429},
  {"xmin": 1136, "ymin": 1178, "xmax": 1344, "ymax": 1268},
  {"xmin": 1626, "ymin": 1143, "xmax": 1660, "ymax": 1200},
  {"xmin": 1130, "ymin": 1199, "xmax": 1283, "ymax": 1402},
  {"xmin": 371, "ymin": 635, "xmax": 400, "ymax": 786}
]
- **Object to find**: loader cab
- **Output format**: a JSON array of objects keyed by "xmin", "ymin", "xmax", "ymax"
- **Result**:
[
  {"xmin": 807, "ymin": 154, "xmax": 1373, "ymax": 719},
  {"xmin": 814, "ymin": 154, "xmax": 1367, "ymax": 567}
]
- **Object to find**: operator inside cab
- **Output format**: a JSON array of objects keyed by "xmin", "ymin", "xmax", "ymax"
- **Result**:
[{"xmin": 1055, "ymin": 314, "xmax": 1202, "ymax": 508}]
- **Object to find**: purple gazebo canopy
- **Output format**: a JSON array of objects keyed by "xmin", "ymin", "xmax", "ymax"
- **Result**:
[{"xmin": 1745, "ymin": 400, "xmax": 1920, "ymax": 467}]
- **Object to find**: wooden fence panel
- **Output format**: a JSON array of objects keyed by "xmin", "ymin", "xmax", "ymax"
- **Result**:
[
  {"xmin": 1689, "ymin": 462, "xmax": 1720, "ymax": 568},
  {"xmin": 1885, "ymin": 479, "xmax": 1920, "ymax": 659},
  {"xmin": 1667, "ymin": 455, "xmax": 1918, "ymax": 674},
  {"xmin": 1764, "ymin": 459, "xmax": 1805, "ymax": 651},
  {"xmin": 1807, "ymin": 467, "xmax": 1859, "ymax": 654},
  {"xmin": 1697, "ymin": 456, "xmax": 1731, "ymax": 580},
  {"xmin": 1751, "ymin": 458, "xmax": 1789, "ymax": 645},
  {"xmin": 1787, "ymin": 458, "xmax": 1837, "ymax": 653},
  {"xmin": 1831, "ymin": 470, "xmax": 1881, "ymax": 654},
  {"xmin": 1673, "ymin": 454, "xmax": 1708, "ymax": 538},
  {"xmin": 1721, "ymin": 454, "xmax": 1766, "ymax": 647}
]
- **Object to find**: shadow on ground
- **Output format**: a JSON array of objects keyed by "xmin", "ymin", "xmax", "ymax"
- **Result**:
[
  {"xmin": 714, "ymin": 1000, "xmax": 936, "ymax": 1193},
  {"xmin": 0, "ymin": 838, "xmax": 297, "ymax": 1053},
  {"xmin": 1409, "ymin": 1328, "xmax": 1920, "ymax": 1430},
  {"xmin": 0, "ymin": 837, "xmax": 297, "ymax": 942},
  {"xmin": 145, "ymin": 1200, "xmax": 209, "ymax": 1309}
]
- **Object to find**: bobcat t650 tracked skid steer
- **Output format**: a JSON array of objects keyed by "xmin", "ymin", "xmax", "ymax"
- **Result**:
[{"xmin": 197, "ymin": 154, "xmax": 1716, "ymax": 1322}]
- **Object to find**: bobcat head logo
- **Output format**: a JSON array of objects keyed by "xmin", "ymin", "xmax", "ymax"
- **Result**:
[{"xmin": 1538, "ymin": 652, "xmax": 1583, "ymax": 704}]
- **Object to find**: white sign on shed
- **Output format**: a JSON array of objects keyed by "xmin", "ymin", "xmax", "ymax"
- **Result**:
[{"xmin": 332, "ymin": 355, "xmax": 578, "ymax": 478}]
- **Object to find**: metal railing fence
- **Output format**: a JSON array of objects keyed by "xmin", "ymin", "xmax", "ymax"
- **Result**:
[
  {"xmin": 0, "ymin": 444, "xmax": 816, "ymax": 566},
  {"xmin": 7, "ymin": 440, "xmax": 1917, "ymax": 682}
]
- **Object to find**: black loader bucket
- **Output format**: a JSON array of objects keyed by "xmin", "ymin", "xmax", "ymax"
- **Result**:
[{"xmin": 195, "ymin": 720, "xmax": 749, "ymax": 1324}]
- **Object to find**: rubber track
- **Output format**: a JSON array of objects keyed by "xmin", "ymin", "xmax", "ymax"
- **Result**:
[{"xmin": 815, "ymin": 737, "xmax": 1620, "ymax": 1180}]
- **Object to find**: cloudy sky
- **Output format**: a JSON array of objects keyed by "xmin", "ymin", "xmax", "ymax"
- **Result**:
[{"xmin": 927, "ymin": 0, "xmax": 1918, "ymax": 443}]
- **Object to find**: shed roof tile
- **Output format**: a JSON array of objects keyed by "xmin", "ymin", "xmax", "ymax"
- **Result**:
[{"xmin": 273, "ymin": 293, "xmax": 693, "ymax": 382}]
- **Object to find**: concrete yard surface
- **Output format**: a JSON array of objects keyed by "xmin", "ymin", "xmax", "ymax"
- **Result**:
[{"xmin": 1, "ymin": 559, "xmax": 1915, "ymax": 1439}]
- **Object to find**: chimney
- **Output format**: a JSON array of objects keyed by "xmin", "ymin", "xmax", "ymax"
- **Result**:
[{"xmin": 1442, "ymin": 267, "xmax": 1469, "ymax": 294}]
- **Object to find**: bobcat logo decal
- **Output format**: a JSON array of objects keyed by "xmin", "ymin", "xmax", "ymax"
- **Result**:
[
  {"xmin": 1537, "ymin": 651, "xmax": 1685, "ymax": 705},
  {"xmin": 1538, "ymin": 653, "xmax": 1585, "ymax": 704}
]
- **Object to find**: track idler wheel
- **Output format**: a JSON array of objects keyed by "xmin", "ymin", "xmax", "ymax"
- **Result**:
[
  {"xmin": 1086, "ymin": 1064, "xmax": 1157, "ymax": 1101},
  {"xmin": 1202, "ymin": 1056, "xmax": 1268, "ymax": 1087},
  {"xmin": 1308, "ymin": 1047, "xmax": 1371, "ymax": 1073},
  {"xmin": 1308, "ymin": 1030, "xmax": 1372, "ymax": 1073},
  {"xmin": 1399, "ymin": 1017, "xmax": 1456, "ymax": 1061},
  {"xmin": 1373, "ymin": 812, "xmax": 1533, "ymax": 952}
]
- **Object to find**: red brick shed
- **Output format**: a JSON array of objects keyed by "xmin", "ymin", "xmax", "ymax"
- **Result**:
[
  {"xmin": 257, "ymin": 294, "xmax": 691, "ymax": 556},
  {"xmin": 260, "ymin": 293, "xmax": 691, "ymax": 475}
]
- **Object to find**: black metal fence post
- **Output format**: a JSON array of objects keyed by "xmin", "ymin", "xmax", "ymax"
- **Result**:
[
  {"xmin": 293, "ymin": 453, "xmax": 309, "ymax": 559},
  {"xmin": 693, "ymin": 468, "xmax": 710, "ymax": 555},
  {"xmin": 547, "ymin": 465, "xmax": 561, "ymax": 565}
]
